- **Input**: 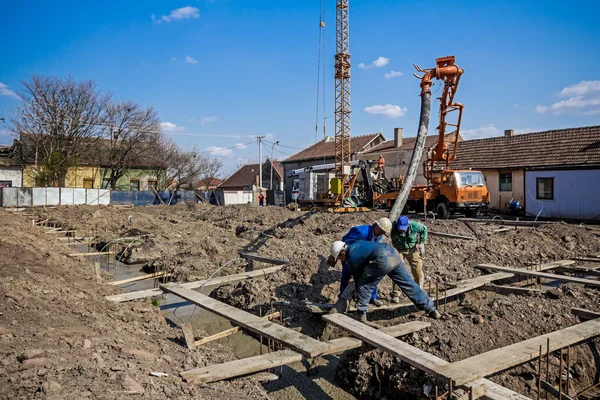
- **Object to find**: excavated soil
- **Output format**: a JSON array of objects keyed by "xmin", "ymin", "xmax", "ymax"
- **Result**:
[{"xmin": 18, "ymin": 204, "xmax": 600, "ymax": 399}]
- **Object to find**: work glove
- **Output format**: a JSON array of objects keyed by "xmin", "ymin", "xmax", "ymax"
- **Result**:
[
  {"xmin": 418, "ymin": 243, "xmax": 425, "ymax": 256},
  {"xmin": 326, "ymin": 255, "xmax": 337, "ymax": 267}
]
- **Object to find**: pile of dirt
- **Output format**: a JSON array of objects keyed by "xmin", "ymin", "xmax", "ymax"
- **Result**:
[
  {"xmin": 29, "ymin": 204, "xmax": 600, "ymax": 398},
  {"xmin": 0, "ymin": 209, "xmax": 273, "ymax": 400}
]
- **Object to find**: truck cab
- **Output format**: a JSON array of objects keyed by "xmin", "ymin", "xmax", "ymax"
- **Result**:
[{"xmin": 433, "ymin": 170, "xmax": 489, "ymax": 218}]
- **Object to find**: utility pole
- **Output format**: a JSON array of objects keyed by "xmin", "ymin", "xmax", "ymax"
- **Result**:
[
  {"xmin": 257, "ymin": 136, "xmax": 265, "ymax": 190},
  {"xmin": 270, "ymin": 141, "xmax": 279, "ymax": 190}
]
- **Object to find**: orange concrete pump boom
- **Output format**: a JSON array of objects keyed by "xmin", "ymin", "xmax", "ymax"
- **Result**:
[{"xmin": 414, "ymin": 56, "xmax": 464, "ymax": 182}]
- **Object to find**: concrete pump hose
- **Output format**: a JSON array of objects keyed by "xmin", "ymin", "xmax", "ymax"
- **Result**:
[{"xmin": 389, "ymin": 90, "xmax": 432, "ymax": 223}]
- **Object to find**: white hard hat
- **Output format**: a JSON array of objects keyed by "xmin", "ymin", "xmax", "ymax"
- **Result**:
[
  {"xmin": 375, "ymin": 217, "xmax": 392, "ymax": 236},
  {"xmin": 330, "ymin": 241, "xmax": 347, "ymax": 260}
]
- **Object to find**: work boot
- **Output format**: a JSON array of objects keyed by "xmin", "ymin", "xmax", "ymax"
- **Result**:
[
  {"xmin": 428, "ymin": 310, "xmax": 442, "ymax": 319},
  {"xmin": 358, "ymin": 313, "xmax": 368, "ymax": 323},
  {"xmin": 370, "ymin": 298, "xmax": 383, "ymax": 307}
]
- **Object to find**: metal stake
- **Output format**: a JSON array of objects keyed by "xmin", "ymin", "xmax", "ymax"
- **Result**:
[
  {"xmin": 559, "ymin": 347, "xmax": 563, "ymax": 400},
  {"xmin": 448, "ymin": 378, "xmax": 453, "ymax": 399},
  {"xmin": 259, "ymin": 307, "xmax": 263, "ymax": 355},
  {"xmin": 435, "ymin": 386, "xmax": 438, "ymax": 400},
  {"xmin": 546, "ymin": 338, "xmax": 550, "ymax": 400},
  {"xmin": 538, "ymin": 345, "xmax": 542, "ymax": 400},
  {"xmin": 444, "ymin": 285, "xmax": 448, "ymax": 312},
  {"xmin": 566, "ymin": 346, "xmax": 570, "ymax": 396},
  {"xmin": 436, "ymin": 283, "xmax": 439, "ymax": 310}
]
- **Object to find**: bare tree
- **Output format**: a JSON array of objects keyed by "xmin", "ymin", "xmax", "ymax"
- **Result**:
[
  {"xmin": 11, "ymin": 76, "xmax": 108, "ymax": 186},
  {"xmin": 100, "ymin": 100, "xmax": 162, "ymax": 189},
  {"xmin": 200, "ymin": 157, "xmax": 223, "ymax": 188}
]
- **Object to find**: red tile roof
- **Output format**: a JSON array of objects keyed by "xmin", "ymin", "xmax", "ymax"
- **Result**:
[
  {"xmin": 283, "ymin": 133, "xmax": 382, "ymax": 162},
  {"xmin": 195, "ymin": 177, "xmax": 223, "ymax": 189},
  {"xmin": 269, "ymin": 159, "xmax": 284, "ymax": 179},
  {"xmin": 451, "ymin": 126, "xmax": 600, "ymax": 170},
  {"xmin": 218, "ymin": 163, "xmax": 260, "ymax": 189}
]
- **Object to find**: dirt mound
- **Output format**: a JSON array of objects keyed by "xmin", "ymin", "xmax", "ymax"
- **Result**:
[{"xmin": 0, "ymin": 209, "xmax": 269, "ymax": 400}]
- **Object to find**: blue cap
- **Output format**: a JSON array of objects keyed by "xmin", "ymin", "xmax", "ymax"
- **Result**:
[{"xmin": 397, "ymin": 216, "xmax": 409, "ymax": 231}]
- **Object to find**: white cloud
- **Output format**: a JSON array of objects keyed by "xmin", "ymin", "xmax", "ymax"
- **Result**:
[
  {"xmin": 234, "ymin": 142, "xmax": 248, "ymax": 150},
  {"xmin": 0, "ymin": 83, "xmax": 20, "ymax": 100},
  {"xmin": 157, "ymin": 6, "xmax": 200, "ymax": 23},
  {"xmin": 185, "ymin": 55, "xmax": 198, "ymax": 64},
  {"xmin": 207, "ymin": 146, "xmax": 234, "ymax": 157},
  {"xmin": 170, "ymin": 57, "xmax": 178, "ymax": 63},
  {"xmin": 536, "ymin": 96, "xmax": 600, "ymax": 115},
  {"xmin": 358, "ymin": 56, "xmax": 389, "ymax": 70},
  {"xmin": 559, "ymin": 80, "xmax": 600, "ymax": 97},
  {"xmin": 536, "ymin": 80, "xmax": 600, "ymax": 116},
  {"xmin": 364, "ymin": 104, "xmax": 407, "ymax": 118},
  {"xmin": 384, "ymin": 70, "xmax": 403, "ymax": 79},
  {"xmin": 160, "ymin": 122, "xmax": 185, "ymax": 132},
  {"xmin": 200, "ymin": 116, "xmax": 217, "ymax": 125},
  {"xmin": 461, "ymin": 125, "xmax": 500, "ymax": 140}
]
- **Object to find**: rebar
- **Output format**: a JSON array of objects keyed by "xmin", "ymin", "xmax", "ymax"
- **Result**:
[
  {"xmin": 436, "ymin": 283, "xmax": 439, "ymax": 309},
  {"xmin": 546, "ymin": 338, "xmax": 550, "ymax": 400},
  {"xmin": 259, "ymin": 307, "xmax": 263, "ymax": 355},
  {"xmin": 566, "ymin": 347, "xmax": 570, "ymax": 396},
  {"xmin": 448, "ymin": 378, "xmax": 453, "ymax": 399},
  {"xmin": 559, "ymin": 348, "xmax": 563, "ymax": 399},
  {"xmin": 435, "ymin": 386, "xmax": 438, "ymax": 400},
  {"xmin": 538, "ymin": 345, "xmax": 542, "ymax": 400},
  {"xmin": 444, "ymin": 285, "xmax": 447, "ymax": 312}
]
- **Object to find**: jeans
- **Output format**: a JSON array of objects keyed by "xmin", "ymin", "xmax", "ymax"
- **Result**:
[
  {"xmin": 340, "ymin": 261, "xmax": 378, "ymax": 301},
  {"xmin": 355, "ymin": 258, "xmax": 435, "ymax": 314}
]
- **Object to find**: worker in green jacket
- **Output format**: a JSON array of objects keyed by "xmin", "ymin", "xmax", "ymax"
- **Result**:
[{"xmin": 390, "ymin": 216, "xmax": 428, "ymax": 302}]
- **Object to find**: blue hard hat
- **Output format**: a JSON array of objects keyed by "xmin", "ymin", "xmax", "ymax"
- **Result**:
[{"xmin": 397, "ymin": 216, "xmax": 409, "ymax": 231}]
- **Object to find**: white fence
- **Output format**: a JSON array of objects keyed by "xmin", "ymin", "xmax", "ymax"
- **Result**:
[{"xmin": 1, "ymin": 187, "xmax": 110, "ymax": 207}]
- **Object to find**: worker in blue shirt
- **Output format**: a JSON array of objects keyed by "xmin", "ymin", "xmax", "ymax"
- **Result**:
[
  {"xmin": 329, "ymin": 240, "xmax": 440, "ymax": 322},
  {"xmin": 339, "ymin": 218, "xmax": 392, "ymax": 307}
]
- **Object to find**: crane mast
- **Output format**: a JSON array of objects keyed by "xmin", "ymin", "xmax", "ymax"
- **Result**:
[{"xmin": 334, "ymin": 0, "xmax": 351, "ymax": 200}]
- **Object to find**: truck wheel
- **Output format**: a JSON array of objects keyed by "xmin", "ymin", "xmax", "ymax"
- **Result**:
[
  {"xmin": 465, "ymin": 209, "xmax": 479, "ymax": 218},
  {"xmin": 436, "ymin": 202, "xmax": 450, "ymax": 219}
]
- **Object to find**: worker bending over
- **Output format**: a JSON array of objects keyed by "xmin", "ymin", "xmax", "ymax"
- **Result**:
[
  {"xmin": 329, "ymin": 240, "xmax": 440, "ymax": 322},
  {"xmin": 390, "ymin": 216, "xmax": 428, "ymax": 302},
  {"xmin": 339, "ymin": 218, "xmax": 392, "ymax": 307}
]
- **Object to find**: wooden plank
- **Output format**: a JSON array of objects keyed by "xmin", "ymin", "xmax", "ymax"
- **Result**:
[
  {"xmin": 162, "ymin": 286, "xmax": 331, "ymax": 358},
  {"xmin": 94, "ymin": 262, "xmax": 102, "ymax": 284},
  {"xmin": 181, "ymin": 323, "xmax": 196, "ymax": 350},
  {"xmin": 435, "ymin": 318, "xmax": 600, "ymax": 385},
  {"xmin": 539, "ymin": 380, "xmax": 574, "ymax": 400},
  {"xmin": 430, "ymin": 231, "xmax": 476, "ymax": 240},
  {"xmin": 181, "ymin": 320, "xmax": 430, "ymax": 384},
  {"xmin": 322, "ymin": 313, "xmax": 530, "ymax": 400},
  {"xmin": 107, "ymin": 271, "xmax": 171, "ymax": 286},
  {"xmin": 194, "ymin": 311, "xmax": 281, "ymax": 346},
  {"xmin": 105, "ymin": 265, "xmax": 284, "ymax": 303},
  {"xmin": 68, "ymin": 251, "xmax": 115, "ymax": 257},
  {"xmin": 577, "ymin": 257, "xmax": 600, "ymax": 263},
  {"xmin": 45, "ymin": 230, "xmax": 77, "ymax": 234},
  {"xmin": 182, "ymin": 350, "xmax": 304, "ymax": 384},
  {"xmin": 479, "ymin": 284, "xmax": 542, "ymax": 296},
  {"xmin": 237, "ymin": 252, "xmax": 289, "ymax": 265},
  {"xmin": 571, "ymin": 308, "xmax": 600, "ymax": 321},
  {"xmin": 476, "ymin": 264, "xmax": 600, "ymax": 288}
]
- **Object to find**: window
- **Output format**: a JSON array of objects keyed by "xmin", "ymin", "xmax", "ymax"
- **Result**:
[
  {"xmin": 148, "ymin": 180, "xmax": 158, "ymax": 191},
  {"xmin": 454, "ymin": 171, "xmax": 485, "ymax": 187},
  {"xmin": 536, "ymin": 178, "xmax": 554, "ymax": 200},
  {"xmin": 83, "ymin": 178, "xmax": 94, "ymax": 189},
  {"xmin": 499, "ymin": 172, "xmax": 512, "ymax": 192},
  {"xmin": 129, "ymin": 179, "xmax": 140, "ymax": 191}
]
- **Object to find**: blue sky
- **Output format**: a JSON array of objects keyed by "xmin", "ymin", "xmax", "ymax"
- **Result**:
[{"xmin": 1, "ymin": 0, "xmax": 599, "ymax": 174}]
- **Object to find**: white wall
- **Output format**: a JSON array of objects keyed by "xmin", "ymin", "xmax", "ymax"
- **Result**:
[
  {"xmin": 0, "ymin": 167, "xmax": 23, "ymax": 187},
  {"xmin": 525, "ymin": 169, "xmax": 600, "ymax": 220},
  {"xmin": 222, "ymin": 190, "xmax": 254, "ymax": 205}
]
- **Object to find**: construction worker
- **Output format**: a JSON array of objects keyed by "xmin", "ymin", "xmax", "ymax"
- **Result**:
[
  {"xmin": 390, "ymin": 216, "xmax": 427, "ymax": 303},
  {"xmin": 339, "ymin": 218, "xmax": 392, "ymax": 307},
  {"xmin": 258, "ymin": 192, "xmax": 265, "ymax": 206},
  {"xmin": 329, "ymin": 240, "xmax": 440, "ymax": 322}
]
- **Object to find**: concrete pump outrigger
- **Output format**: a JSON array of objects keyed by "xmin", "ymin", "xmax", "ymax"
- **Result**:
[{"xmin": 386, "ymin": 56, "xmax": 490, "ymax": 221}]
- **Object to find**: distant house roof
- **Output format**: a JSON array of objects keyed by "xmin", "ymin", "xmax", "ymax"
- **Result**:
[
  {"xmin": 451, "ymin": 126, "xmax": 600, "ymax": 170},
  {"xmin": 218, "ymin": 163, "xmax": 260, "ymax": 189},
  {"xmin": 195, "ymin": 177, "xmax": 223, "ymax": 188},
  {"xmin": 362, "ymin": 133, "xmax": 458, "ymax": 154},
  {"xmin": 283, "ymin": 133, "xmax": 383, "ymax": 163},
  {"xmin": 0, "ymin": 144, "xmax": 19, "ymax": 167},
  {"xmin": 269, "ymin": 158, "xmax": 284, "ymax": 178}
]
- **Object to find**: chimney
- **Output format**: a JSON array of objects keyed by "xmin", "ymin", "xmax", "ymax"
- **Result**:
[
  {"xmin": 394, "ymin": 128, "xmax": 403, "ymax": 148},
  {"xmin": 504, "ymin": 129, "xmax": 515, "ymax": 137}
]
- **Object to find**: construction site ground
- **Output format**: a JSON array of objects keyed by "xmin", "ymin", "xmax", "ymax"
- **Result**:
[{"xmin": 1, "ymin": 204, "xmax": 599, "ymax": 399}]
